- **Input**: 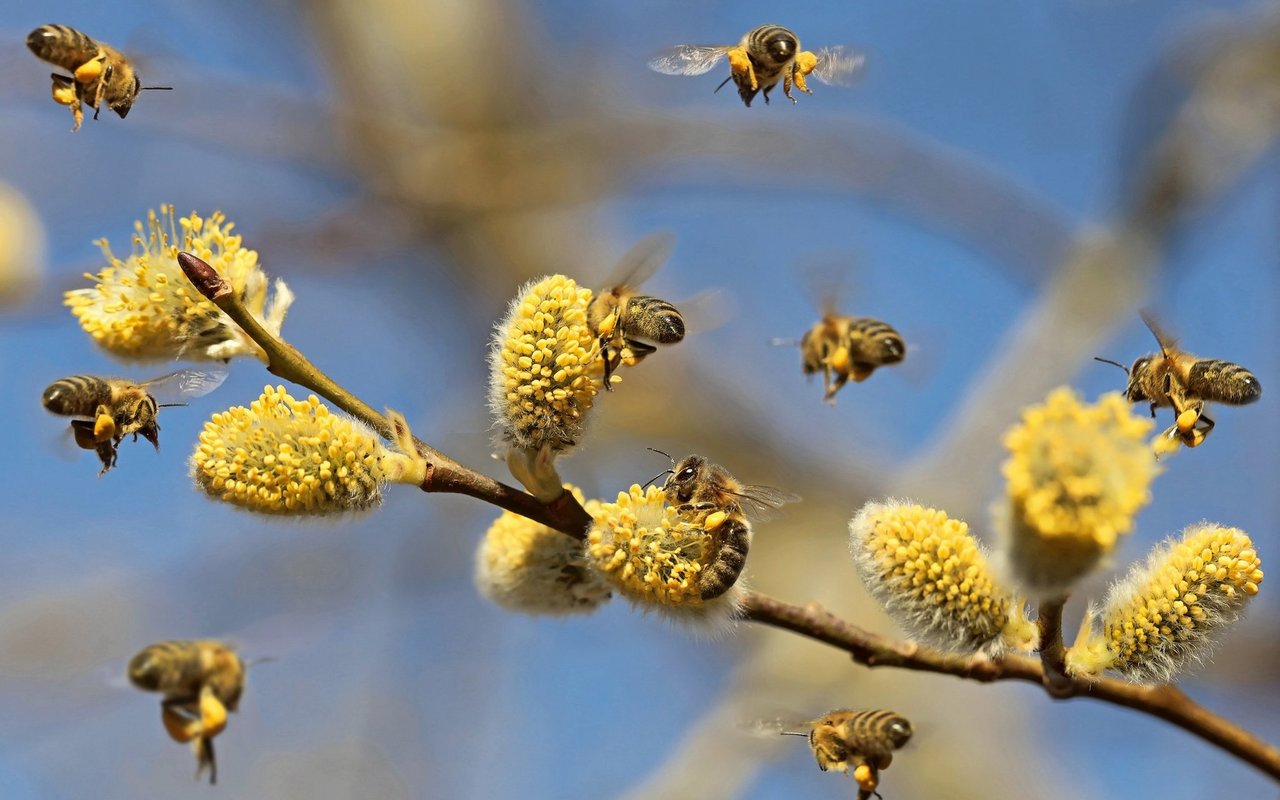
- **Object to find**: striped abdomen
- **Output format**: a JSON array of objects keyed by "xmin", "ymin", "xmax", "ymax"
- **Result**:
[
  {"xmin": 26, "ymin": 25, "xmax": 100, "ymax": 72},
  {"xmin": 843, "ymin": 710, "xmax": 914, "ymax": 759},
  {"xmin": 41, "ymin": 375, "xmax": 113, "ymax": 417},
  {"xmin": 621, "ymin": 295, "xmax": 685, "ymax": 344},
  {"xmin": 745, "ymin": 24, "xmax": 800, "ymax": 68},
  {"xmin": 848, "ymin": 318, "xmax": 905, "ymax": 366},
  {"xmin": 1187, "ymin": 360, "xmax": 1262, "ymax": 405},
  {"xmin": 698, "ymin": 516, "xmax": 751, "ymax": 600}
]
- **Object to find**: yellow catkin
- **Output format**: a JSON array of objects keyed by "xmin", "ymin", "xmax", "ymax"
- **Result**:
[
  {"xmin": 190, "ymin": 386, "xmax": 418, "ymax": 516},
  {"xmin": 65, "ymin": 205, "xmax": 292, "ymax": 362},
  {"xmin": 586, "ymin": 485, "xmax": 744, "ymax": 627},
  {"xmin": 487, "ymin": 275, "xmax": 603, "ymax": 453},
  {"xmin": 999, "ymin": 388, "xmax": 1160, "ymax": 597},
  {"xmin": 476, "ymin": 486, "xmax": 611, "ymax": 615},
  {"xmin": 849, "ymin": 500, "xmax": 1037, "ymax": 655},
  {"xmin": 1066, "ymin": 523, "xmax": 1263, "ymax": 684}
]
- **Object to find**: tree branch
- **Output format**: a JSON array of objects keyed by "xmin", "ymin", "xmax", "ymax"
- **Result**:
[
  {"xmin": 177, "ymin": 252, "xmax": 594, "ymax": 540},
  {"xmin": 177, "ymin": 251, "xmax": 1278, "ymax": 782},
  {"xmin": 740, "ymin": 592, "xmax": 1280, "ymax": 782}
]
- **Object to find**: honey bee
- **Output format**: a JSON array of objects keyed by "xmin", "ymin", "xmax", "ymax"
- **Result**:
[
  {"xmin": 1097, "ymin": 311, "xmax": 1261, "ymax": 448},
  {"xmin": 128, "ymin": 640, "xmax": 246, "ymax": 785},
  {"xmin": 26, "ymin": 24, "xmax": 171, "ymax": 132},
  {"xmin": 659, "ymin": 453, "xmax": 799, "ymax": 600},
  {"xmin": 649, "ymin": 24, "xmax": 865, "ymax": 107},
  {"xmin": 41, "ymin": 368, "xmax": 227, "ymax": 474},
  {"xmin": 588, "ymin": 232, "xmax": 686, "ymax": 388},
  {"xmin": 775, "ymin": 709, "xmax": 914, "ymax": 799}
]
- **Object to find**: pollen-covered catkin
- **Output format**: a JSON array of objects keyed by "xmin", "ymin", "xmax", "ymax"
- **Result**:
[
  {"xmin": 476, "ymin": 486, "xmax": 611, "ymax": 615},
  {"xmin": 849, "ymin": 500, "xmax": 1037, "ymax": 655},
  {"xmin": 488, "ymin": 275, "xmax": 604, "ymax": 454},
  {"xmin": 1066, "ymin": 523, "xmax": 1263, "ymax": 684},
  {"xmin": 66, "ymin": 205, "xmax": 292, "ymax": 362},
  {"xmin": 191, "ymin": 386, "xmax": 423, "ymax": 516},
  {"xmin": 586, "ymin": 485, "xmax": 743, "ymax": 627},
  {"xmin": 998, "ymin": 388, "xmax": 1160, "ymax": 597}
]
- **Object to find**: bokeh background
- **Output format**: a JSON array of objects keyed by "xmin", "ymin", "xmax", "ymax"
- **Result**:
[{"xmin": 0, "ymin": 1, "xmax": 1277, "ymax": 798}]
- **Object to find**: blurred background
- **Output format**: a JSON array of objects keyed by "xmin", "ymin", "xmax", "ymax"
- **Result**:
[{"xmin": 0, "ymin": 1, "xmax": 1277, "ymax": 798}]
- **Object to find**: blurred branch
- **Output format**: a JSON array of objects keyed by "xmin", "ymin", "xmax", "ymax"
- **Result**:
[{"xmin": 741, "ymin": 592, "xmax": 1280, "ymax": 782}]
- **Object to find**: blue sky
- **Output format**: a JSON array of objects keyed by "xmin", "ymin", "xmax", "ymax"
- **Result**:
[{"xmin": 1, "ymin": 2, "xmax": 1277, "ymax": 798}]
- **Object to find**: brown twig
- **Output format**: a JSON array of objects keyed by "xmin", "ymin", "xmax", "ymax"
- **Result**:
[
  {"xmin": 177, "ymin": 251, "xmax": 1278, "ymax": 781},
  {"xmin": 741, "ymin": 592, "xmax": 1280, "ymax": 782},
  {"xmin": 176, "ymin": 252, "xmax": 593, "ymax": 540}
]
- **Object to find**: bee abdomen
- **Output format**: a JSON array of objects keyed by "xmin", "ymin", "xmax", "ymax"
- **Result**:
[
  {"xmin": 625, "ymin": 296, "xmax": 685, "ymax": 344},
  {"xmin": 848, "ymin": 319, "xmax": 906, "ymax": 365},
  {"xmin": 747, "ymin": 24, "xmax": 800, "ymax": 64},
  {"xmin": 699, "ymin": 519, "xmax": 751, "ymax": 600},
  {"xmin": 41, "ymin": 375, "xmax": 112, "ymax": 416},
  {"xmin": 847, "ymin": 710, "xmax": 913, "ymax": 757},
  {"xmin": 26, "ymin": 25, "xmax": 98, "ymax": 70},
  {"xmin": 1188, "ymin": 360, "xmax": 1262, "ymax": 405}
]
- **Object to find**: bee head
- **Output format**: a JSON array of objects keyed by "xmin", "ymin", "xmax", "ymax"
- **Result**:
[
  {"xmin": 1125, "ymin": 356, "xmax": 1154, "ymax": 401},
  {"xmin": 111, "ymin": 76, "xmax": 141, "ymax": 117},
  {"xmin": 127, "ymin": 649, "xmax": 164, "ymax": 691},
  {"xmin": 663, "ymin": 455, "xmax": 707, "ymax": 503},
  {"xmin": 764, "ymin": 30, "xmax": 798, "ymax": 64}
]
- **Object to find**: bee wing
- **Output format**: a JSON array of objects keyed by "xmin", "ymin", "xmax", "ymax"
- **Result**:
[
  {"xmin": 139, "ymin": 367, "xmax": 230, "ymax": 404},
  {"xmin": 603, "ymin": 231, "xmax": 677, "ymax": 289},
  {"xmin": 809, "ymin": 46, "xmax": 867, "ymax": 87},
  {"xmin": 740, "ymin": 717, "xmax": 816, "ymax": 738},
  {"xmin": 648, "ymin": 45, "xmax": 733, "ymax": 76},
  {"xmin": 732, "ymin": 484, "xmax": 802, "ymax": 521},
  {"xmin": 1138, "ymin": 308, "xmax": 1181, "ymax": 356}
]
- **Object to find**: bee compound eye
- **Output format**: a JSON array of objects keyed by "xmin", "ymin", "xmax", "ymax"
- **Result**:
[{"xmin": 677, "ymin": 467, "xmax": 696, "ymax": 482}]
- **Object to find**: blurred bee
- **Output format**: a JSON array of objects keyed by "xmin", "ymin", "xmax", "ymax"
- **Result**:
[
  {"xmin": 26, "ymin": 24, "xmax": 171, "ymax": 132},
  {"xmin": 41, "ymin": 368, "xmax": 228, "ymax": 475},
  {"xmin": 128, "ymin": 640, "xmax": 246, "ymax": 785},
  {"xmin": 1096, "ymin": 311, "xmax": 1260, "ymax": 448},
  {"xmin": 774, "ymin": 709, "xmax": 913, "ymax": 800},
  {"xmin": 657, "ymin": 453, "xmax": 799, "ymax": 600},
  {"xmin": 649, "ymin": 24, "xmax": 865, "ymax": 107},
  {"xmin": 588, "ymin": 232, "xmax": 686, "ymax": 388}
]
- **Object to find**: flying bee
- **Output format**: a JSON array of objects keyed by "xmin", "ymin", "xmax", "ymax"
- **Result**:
[
  {"xmin": 649, "ymin": 24, "xmax": 865, "ymax": 107},
  {"xmin": 26, "ymin": 24, "xmax": 171, "ymax": 132},
  {"xmin": 656, "ymin": 453, "xmax": 799, "ymax": 600},
  {"xmin": 128, "ymin": 640, "xmax": 247, "ymax": 785},
  {"xmin": 772, "ymin": 709, "xmax": 914, "ymax": 800},
  {"xmin": 1096, "ymin": 311, "xmax": 1260, "ymax": 448},
  {"xmin": 587, "ymin": 232, "xmax": 686, "ymax": 388},
  {"xmin": 41, "ymin": 368, "xmax": 228, "ymax": 474}
]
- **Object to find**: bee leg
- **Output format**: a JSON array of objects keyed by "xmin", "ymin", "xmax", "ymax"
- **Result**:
[
  {"xmin": 161, "ymin": 699, "xmax": 203, "ymax": 743},
  {"xmin": 195, "ymin": 736, "xmax": 218, "ymax": 785},
  {"xmin": 851, "ymin": 756, "xmax": 881, "ymax": 800},
  {"xmin": 825, "ymin": 371, "xmax": 849, "ymax": 404},
  {"xmin": 793, "ymin": 63, "xmax": 814, "ymax": 96},
  {"xmin": 95, "ymin": 441, "xmax": 117, "ymax": 476},
  {"xmin": 783, "ymin": 64, "xmax": 801, "ymax": 104},
  {"xmin": 621, "ymin": 338, "xmax": 656, "ymax": 367},
  {"xmin": 727, "ymin": 48, "xmax": 758, "ymax": 90},
  {"xmin": 600, "ymin": 341, "xmax": 622, "ymax": 390}
]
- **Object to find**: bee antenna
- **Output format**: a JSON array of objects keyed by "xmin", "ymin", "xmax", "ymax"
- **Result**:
[
  {"xmin": 156, "ymin": 402, "xmax": 188, "ymax": 408},
  {"xmin": 769, "ymin": 338, "xmax": 801, "ymax": 347},
  {"xmin": 246, "ymin": 656, "xmax": 277, "ymax": 669},
  {"xmin": 714, "ymin": 75, "xmax": 733, "ymax": 94},
  {"xmin": 646, "ymin": 447, "xmax": 675, "ymax": 464},
  {"xmin": 1093, "ymin": 357, "xmax": 1130, "ymax": 375},
  {"xmin": 779, "ymin": 731, "xmax": 810, "ymax": 737},
  {"xmin": 140, "ymin": 85, "xmax": 173, "ymax": 91}
]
